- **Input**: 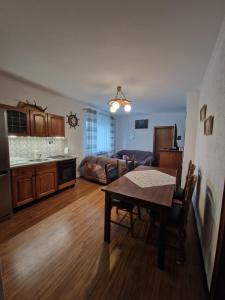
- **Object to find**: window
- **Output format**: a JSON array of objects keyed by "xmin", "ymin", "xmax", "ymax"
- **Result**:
[{"xmin": 84, "ymin": 108, "xmax": 115, "ymax": 156}]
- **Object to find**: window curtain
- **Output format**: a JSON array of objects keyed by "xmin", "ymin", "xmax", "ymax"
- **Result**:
[
  {"xmin": 84, "ymin": 109, "xmax": 115, "ymax": 156},
  {"xmin": 84, "ymin": 108, "xmax": 97, "ymax": 155}
]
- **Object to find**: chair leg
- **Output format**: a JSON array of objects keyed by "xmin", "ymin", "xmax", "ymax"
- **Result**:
[
  {"xmin": 146, "ymin": 216, "xmax": 155, "ymax": 243},
  {"xmin": 137, "ymin": 205, "xmax": 142, "ymax": 220},
  {"xmin": 116, "ymin": 207, "xmax": 119, "ymax": 215},
  {"xmin": 176, "ymin": 235, "xmax": 186, "ymax": 264},
  {"xmin": 129, "ymin": 210, "xmax": 134, "ymax": 236}
]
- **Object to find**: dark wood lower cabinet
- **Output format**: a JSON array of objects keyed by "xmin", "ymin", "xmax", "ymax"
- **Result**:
[
  {"xmin": 36, "ymin": 163, "xmax": 57, "ymax": 198},
  {"xmin": 11, "ymin": 166, "xmax": 36, "ymax": 207},
  {"xmin": 11, "ymin": 162, "xmax": 58, "ymax": 208}
]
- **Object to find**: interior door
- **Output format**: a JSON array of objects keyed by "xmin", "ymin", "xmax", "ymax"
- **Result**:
[{"xmin": 153, "ymin": 126, "xmax": 174, "ymax": 166}]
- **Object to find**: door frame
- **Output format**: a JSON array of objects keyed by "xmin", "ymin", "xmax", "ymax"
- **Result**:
[
  {"xmin": 153, "ymin": 126, "xmax": 174, "ymax": 165},
  {"xmin": 210, "ymin": 181, "xmax": 225, "ymax": 299}
]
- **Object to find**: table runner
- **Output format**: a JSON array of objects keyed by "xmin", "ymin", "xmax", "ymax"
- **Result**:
[{"xmin": 124, "ymin": 170, "xmax": 176, "ymax": 188}]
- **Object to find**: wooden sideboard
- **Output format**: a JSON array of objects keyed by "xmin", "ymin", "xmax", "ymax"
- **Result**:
[{"xmin": 159, "ymin": 150, "xmax": 183, "ymax": 186}]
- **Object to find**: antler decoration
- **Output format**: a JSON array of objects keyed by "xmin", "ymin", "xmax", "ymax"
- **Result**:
[{"xmin": 18, "ymin": 100, "xmax": 48, "ymax": 112}]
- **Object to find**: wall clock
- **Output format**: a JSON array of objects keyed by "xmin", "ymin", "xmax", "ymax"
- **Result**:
[{"xmin": 66, "ymin": 112, "xmax": 79, "ymax": 129}]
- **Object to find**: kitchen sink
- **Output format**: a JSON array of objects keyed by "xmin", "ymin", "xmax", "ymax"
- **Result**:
[
  {"xmin": 28, "ymin": 158, "xmax": 49, "ymax": 162},
  {"xmin": 47, "ymin": 155, "xmax": 69, "ymax": 159}
]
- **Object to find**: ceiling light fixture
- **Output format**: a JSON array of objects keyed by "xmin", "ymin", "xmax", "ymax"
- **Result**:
[{"xmin": 109, "ymin": 86, "xmax": 132, "ymax": 113}]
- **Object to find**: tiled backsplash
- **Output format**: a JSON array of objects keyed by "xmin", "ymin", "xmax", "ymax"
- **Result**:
[{"xmin": 9, "ymin": 137, "xmax": 68, "ymax": 159}]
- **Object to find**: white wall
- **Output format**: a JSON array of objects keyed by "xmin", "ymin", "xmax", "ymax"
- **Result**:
[
  {"xmin": 0, "ymin": 72, "xmax": 85, "ymax": 173},
  {"xmin": 181, "ymin": 90, "xmax": 200, "ymax": 186},
  {"xmin": 115, "ymin": 112, "xmax": 186, "ymax": 152},
  {"xmin": 184, "ymin": 16, "xmax": 225, "ymax": 289}
]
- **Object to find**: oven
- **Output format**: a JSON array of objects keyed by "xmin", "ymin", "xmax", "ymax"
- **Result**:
[{"xmin": 57, "ymin": 159, "xmax": 76, "ymax": 185}]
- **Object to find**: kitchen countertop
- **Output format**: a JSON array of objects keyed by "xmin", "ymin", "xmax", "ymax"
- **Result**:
[{"xmin": 10, "ymin": 155, "xmax": 77, "ymax": 169}]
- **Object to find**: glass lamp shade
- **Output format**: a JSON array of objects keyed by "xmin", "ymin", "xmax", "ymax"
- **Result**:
[
  {"xmin": 110, "ymin": 106, "xmax": 117, "ymax": 113},
  {"xmin": 112, "ymin": 101, "xmax": 120, "ymax": 109},
  {"xmin": 124, "ymin": 104, "xmax": 131, "ymax": 112}
]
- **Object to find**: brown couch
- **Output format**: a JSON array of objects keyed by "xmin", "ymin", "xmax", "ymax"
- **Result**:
[{"xmin": 79, "ymin": 156, "xmax": 132, "ymax": 184}]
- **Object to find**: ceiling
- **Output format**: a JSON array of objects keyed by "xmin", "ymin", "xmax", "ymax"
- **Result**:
[{"xmin": 0, "ymin": 0, "xmax": 225, "ymax": 114}]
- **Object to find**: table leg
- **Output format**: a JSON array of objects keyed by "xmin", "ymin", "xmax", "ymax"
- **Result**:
[
  {"xmin": 158, "ymin": 207, "xmax": 168, "ymax": 269},
  {"xmin": 104, "ymin": 192, "xmax": 111, "ymax": 243}
]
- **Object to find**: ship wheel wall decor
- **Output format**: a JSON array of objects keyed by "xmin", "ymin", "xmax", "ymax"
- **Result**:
[{"xmin": 66, "ymin": 112, "xmax": 79, "ymax": 129}]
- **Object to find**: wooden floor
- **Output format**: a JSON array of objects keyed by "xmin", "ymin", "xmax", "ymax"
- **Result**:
[{"xmin": 0, "ymin": 179, "xmax": 208, "ymax": 300}]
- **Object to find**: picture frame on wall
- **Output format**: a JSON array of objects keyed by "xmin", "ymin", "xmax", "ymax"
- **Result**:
[
  {"xmin": 204, "ymin": 116, "xmax": 214, "ymax": 135},
  {"xmin": 135, "ymin": 119, "xmax": 148, "ymax": 129},
  {"xmin": 200, "ymin": 104, "xmax": 207, "ymax": 121}
]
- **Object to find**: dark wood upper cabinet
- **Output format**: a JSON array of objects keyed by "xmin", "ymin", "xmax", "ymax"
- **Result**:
[
  {"xmin": 30, "ymin": 111, "xmax": 48, "ymax": 137},
  {"xmin": 0, "ymin": 103, "xmax": 65, "ymax": 137},
  {"xmin": 0, "ymin": 104, "xmax": 30, "ymax": 136},
  {"xmin": 7, "ymin": 108, "xmax": 30, "ymax": 136},
  {"xmin": 47, "ymin": 114, "xmax": 65, "ymax": 137}
]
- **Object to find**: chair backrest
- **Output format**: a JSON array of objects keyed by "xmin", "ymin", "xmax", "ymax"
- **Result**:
[
  {"xmin": 183, "ymin": 161, "xmax": 195, "ymax": 193},
  {"xmin": 125, "ymin": 158, "xmax": 135, "ymax": 172},
  {"xmin": 180, "ymin": 175, "xmax": 197, "ymax": 231},
  {"xmin": 105, "ymin": 160, "xmax": 120, "ymax": 183}
]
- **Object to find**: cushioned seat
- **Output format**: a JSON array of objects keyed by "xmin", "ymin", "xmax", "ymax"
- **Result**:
[
  {"xmin": 150, "ymin": 203, "xmax": 182, "ymax": 225},
  {"xmin": 173, "ymin": 186, "xmax": 184, "ymax": 200},
  {"xmin": 111, "ymin": 199, "xmax": 134, "ymax": 210},
  {"xmin": 107, "ymin": 167, "xmax": 118, "ymax": 181},
  {"xmin": 168, "ymin": 204, "xmax": 182, "ymax": 224}
]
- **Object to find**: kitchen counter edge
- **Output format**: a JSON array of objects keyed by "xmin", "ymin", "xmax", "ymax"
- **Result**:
[{"xmin": 10, "ymin": 156, "xmax": 77, "ymax": 169}]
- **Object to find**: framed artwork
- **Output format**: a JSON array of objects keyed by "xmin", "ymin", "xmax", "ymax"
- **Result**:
[
  {"xmin": 204, "ymin": 116, "xmax": 214, "ymax": 135},
  {"xmin": 135, "ymin": 119, "xmax": 148, "ymax": 129},
  {"xmin": 200, "ymin": 105, "xmax": 207, "ymax": 121}
]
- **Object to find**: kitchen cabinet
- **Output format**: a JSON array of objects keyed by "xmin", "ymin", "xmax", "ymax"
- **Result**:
[
  {"xmin": 11, "ymin": 160, "xmax": 76, "ymax": 208},
  {"xmin": 30, "ymin": 111, "xmax": 48, "ymax": 137},
  {"xmin": 47, "ymin": 114, "xmax": 65, "ymax": 137},
  {"xmin": 35, "ymin": 162, "xmax": 57, "ymax": 198},
  {"xmin": 7, "ymin": 108, "xmax": 30, "ymax": 136},
  {"xmin": 11, "ymin": 166, "xmax": 36, "ymax": 207},
  {"xmin": 0, "ymin": 104, "xmax": 30, "ymax": 136},
  {"xmin": 0, "ymin": 103, "xmax": 66, "ymax": 137}
]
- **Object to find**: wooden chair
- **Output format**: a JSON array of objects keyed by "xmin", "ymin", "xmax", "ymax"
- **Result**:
[
  {"xmin": 111, "ymin": 199, "xmax": 136, "ymax": 236},
  {"xmin": 148, "ymin": 174, "xmax": 197, "ymax": 263},
  {"xmin": 125, "ymin": 158, "xmax": 135, "ymax": 172},
  {"xmin": 105, "ymin": 159, "xmax": 141, "ymax": 236},
  {"xmin": 105, "ymin": 160, "xmax": 120, "ymax": 184},
  {"xmin": 173, "ymin": 161, "xmax": 195, "ymax": 205}
]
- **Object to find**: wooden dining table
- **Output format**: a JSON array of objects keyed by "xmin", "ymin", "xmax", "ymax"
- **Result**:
[{"xmin": 102, "ymin": 165, "xmax": 177, "ymax": 270}]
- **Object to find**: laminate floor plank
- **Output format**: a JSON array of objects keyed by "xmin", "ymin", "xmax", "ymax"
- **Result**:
[{"xmin": 0, "ymin": 179, "xmax": 208, "ymax": 300}]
